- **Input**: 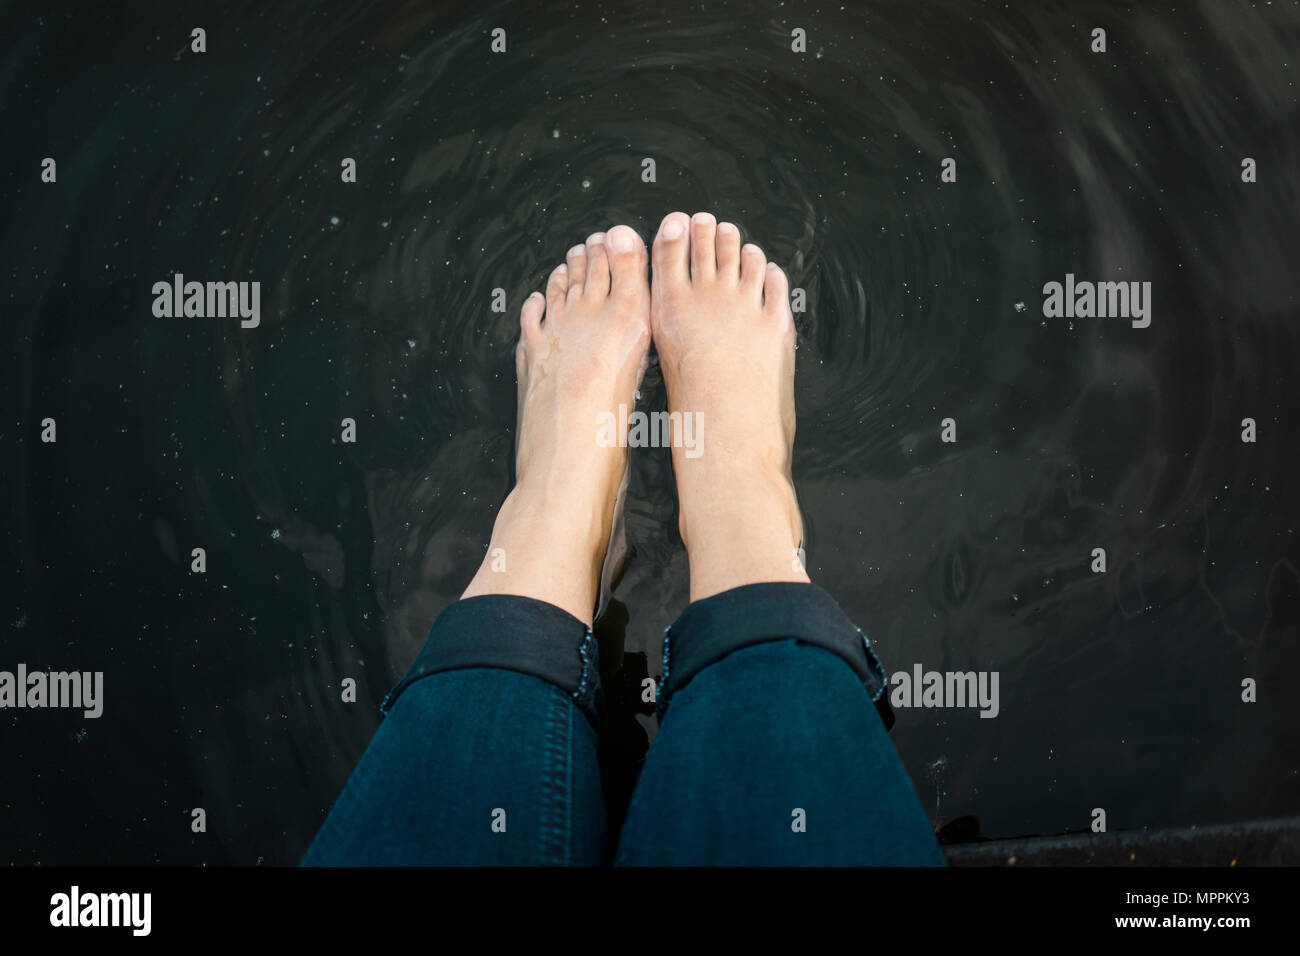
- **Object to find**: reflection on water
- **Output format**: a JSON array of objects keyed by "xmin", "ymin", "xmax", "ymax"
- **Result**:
[{"xmin": 3, "ymin": 0, "xmax": 1298, "ymax": 862}]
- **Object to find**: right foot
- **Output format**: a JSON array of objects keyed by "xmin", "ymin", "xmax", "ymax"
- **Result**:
[{"xmin": 650, "ymin": 211, "xmax": 810, "ymax": 601}]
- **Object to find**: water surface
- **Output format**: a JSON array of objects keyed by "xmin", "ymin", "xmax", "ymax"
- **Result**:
[{"xmin": 3, "ymin": 0, "xmax": 1298, "ymax": 862}]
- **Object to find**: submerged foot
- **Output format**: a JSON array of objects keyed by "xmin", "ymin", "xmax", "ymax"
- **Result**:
[
  {"xmin": 650, "ymin": 211, "xmax": 809, "ymax": 601},
  {"xmin": 462, "ymin": 225, "xmax": 651, "ymax": 624}
]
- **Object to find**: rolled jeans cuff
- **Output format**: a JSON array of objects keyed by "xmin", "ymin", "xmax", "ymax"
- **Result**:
[
  {"xmin": 380, "ymin": 595, "xmax": 603, "ymax": 730},
  {"xmin": 656, "ymin": 581, "xmax": 893, "ymax": 729}
]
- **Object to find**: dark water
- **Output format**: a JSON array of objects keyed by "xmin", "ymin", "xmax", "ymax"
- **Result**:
[{"xmin": 3, "ymin": 0, "xmax": 1298, "ymax": 863}]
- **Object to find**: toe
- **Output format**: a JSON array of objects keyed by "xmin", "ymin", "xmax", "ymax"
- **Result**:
[
  {"xmin": 763, "ymin": 261, "xmax": 792, "ymax": 325},
  {"xmin": 605, "ymin": 224, "xmax": 648, "ymax": 301},
  {"xmin": 690, "ymin": 212, "xmax": 717, "ymax": 280},
  {"xmin": 565, "ymin": 243, "xmax": 588, "ymax": 301},
  {"xmin": 546, "ymin": 263, "xmax": 569, "ymax": 315},
  {"xmin": 584, "ymin": 232, "xmax": 610, "ymax": 297},
  {"xmin": 715, "ymin": 222, "xmax": 741, "ymax": 283},
  {"xmin": 740, "ymin": 243, "xmax": 767, "ymax": 297},
  {"xmin": 520, "ymin": 290, "xmax": 545, "ymax": 340},
  {"xmin": 652, "ymin": 212, "xmax": 692, "ymax": 291}
]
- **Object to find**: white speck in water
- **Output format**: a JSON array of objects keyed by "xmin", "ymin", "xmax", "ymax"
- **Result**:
[
  {"xmin": 1014, "ymin": 301, "xmax": 1027, "ymax": 313},
  {"xmin": 634, "ymin": 389, "xmax": 642, "ymax": 401},
  {"xmin": 74, "ymin": 728, "xmax": 88, "ymax": 744},
  {"xmin": 329, "ymin": 216, "xmax": 340, "ymax": 226},
  {"xmin": 580, "ymin": 178, "xmax": 591, "ymax": 190},
  {"xmin": 380, "ymin": 220, "xmax": 391, "ymax": 229},
  {"xmin": 407, "ymin": 339, "xmax": 417, "ymax": 349},
  {"xmin": 551, "ymin": 128, "xmax": 560, "ymax": 139},
  {"xmin": 270, "ymin": 528, "xmax": 281, "ymax": 540}
]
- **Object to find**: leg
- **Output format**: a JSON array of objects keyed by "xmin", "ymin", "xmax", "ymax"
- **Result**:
[
  {"xmin": 616, "ymin": 586, "xmax": 943, "ymax": 865},
  {"xmin": 303, "ymin": 631, "xmax": 605, "ymax": 866},
  {"xmin": 305, "ymin": 225, "xmax": 652, "ymax": 865},
  {"xmin": 615, "ymin": 212, "xmax": 943, "ymax": 865}
]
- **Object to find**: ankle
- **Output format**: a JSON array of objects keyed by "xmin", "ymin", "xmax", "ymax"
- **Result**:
[
  {"xmin": 679, "ymin": 486, "xmax": 800, "ymax": 552},
  {"xmin": 677, "ymin": 471, "xmax": 806, "ymax": 600},
  {"xmin": 459, "ymin": 483, "xmax": 610, "ymax": 624},
  {"xmin": 502, "ymin": 481, "xmax": 614, "ymax": 560}
]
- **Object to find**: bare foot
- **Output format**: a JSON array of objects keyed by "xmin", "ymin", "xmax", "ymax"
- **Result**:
[
  {"xmin": 461, "ymin": 225, "xmax": 651, "ymax": 625},
  {"xmin": 650, "ymin": 211, "xmax": 809, "ymax": 601}
]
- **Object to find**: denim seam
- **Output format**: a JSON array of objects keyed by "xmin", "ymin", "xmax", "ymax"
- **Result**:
[
  {"xmin": 656, "ymin": 626, "xmax": 672, "ymax": 722},
  {"xmin": 572, "ymin": 626, "xmax": 594, "ymax": 706},
  {"xmin": 537, "ymin": 688, "xmax": 570, "ymax": 865},
  {"xmin": 563, "ymin": 695, "xmax": 574, "ymax": 865},
  {"xmin": 856, "ymin": 627, "xmax": 888, "ymax": 702}
]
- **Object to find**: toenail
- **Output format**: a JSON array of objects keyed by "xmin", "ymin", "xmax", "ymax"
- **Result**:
[
  {"xmin": 587, "ymin": 232, "xmax": 605, "ymax": 245},
  {"xmin": 662, "ymin": 220, "xmax": 684, "ymax": 240},
  {"xmin": 556, "ymin": 264, "xmax": 567, "ymax": 272},
  {"xmin": 609, "ymin": 228, "xmax": 636, "ymax": 252},
  {"xmin": 568, "ymin": 244, "xmax": 586, "ymax": 257},
  {"xmin": 718, "ymin": 222, "xmax": 737, "ymax": 234},
  {"xmin": 693, "ymin": 212, "xmax": 715, "ymax": 225}
]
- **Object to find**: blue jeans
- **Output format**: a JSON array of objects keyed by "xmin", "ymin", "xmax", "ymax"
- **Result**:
[{"xmin": 303, "ymin": 582, "xmax": 944, "ymax": 865}]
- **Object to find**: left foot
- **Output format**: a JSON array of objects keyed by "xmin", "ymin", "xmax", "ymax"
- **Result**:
[{"xmin": 461, "ymin": 225, "xmax": 651, "ymax": 625}]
